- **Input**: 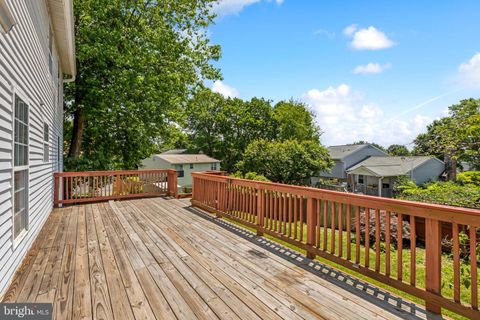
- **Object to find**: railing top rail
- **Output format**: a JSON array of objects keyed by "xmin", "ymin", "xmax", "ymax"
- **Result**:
[
  {"xmin": 191, "ymin": 172, "xmax": 480, "ymax": 225},
  {"xmin": 55, "ymin": 169, "xmax": 176, "ymax": 177}
]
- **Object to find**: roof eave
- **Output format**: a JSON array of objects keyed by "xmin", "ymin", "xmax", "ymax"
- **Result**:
[{"xmin": 47, "ymin": 0, "xmax": 76, "ymax": 77}]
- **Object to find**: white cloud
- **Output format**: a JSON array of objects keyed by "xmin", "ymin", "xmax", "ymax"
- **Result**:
[
  {"xmin": 343, "ymin": 24, "xmax": 357, "ymax": 36},
  {"xmin": 301, "ymin": 84, "xmax": 432, "ymax": 147},
  {"xmin": 213, "ymin": 0, "xmax": 283, "ymax": 17},
  {"xmin": 211, "ymin": 81, "xmax": 239, "ymax": 98},
  {"xmin": 314, "ymin": 29, "xmax": 336, "ymax": 39},
  {"xmin": 345, "ymin": 26, "xmax": 395, "ymax": 50},
  {"xmin": 458, "ymin": 52, "xmax": 480, "ymax": 88},
  {"xmin": 353, "ymin": 62, "xmax": 391, "ymax": 74}
]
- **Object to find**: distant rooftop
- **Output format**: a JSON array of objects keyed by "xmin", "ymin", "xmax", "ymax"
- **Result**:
[
  {"xmin": 154, "ymin": 153, "xmax": 220, "ymax": 164},
  {"xmin": 328, "ymin": 144, "xmax": 373, "ymax": 160},
  {"xmin": 347, "ymin": 156, "xmax": 442, "ymax": 177},
  {"xmin": 161, "ymin": 149, "xmax": 188, "ymax": 155}
]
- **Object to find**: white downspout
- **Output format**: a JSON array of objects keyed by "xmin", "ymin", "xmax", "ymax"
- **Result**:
[{"xmin": 378, "ymin": 177, "xmax": 383, "ymax": 197}]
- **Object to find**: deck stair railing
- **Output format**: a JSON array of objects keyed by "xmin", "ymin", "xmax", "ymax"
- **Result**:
[
  {"xmin": 54, "ymin": 169, "xmax": 178, "ymax": 206},
  {"xmin": 191, "ymin": 172, "xmax": 480, "ymax": 319}
]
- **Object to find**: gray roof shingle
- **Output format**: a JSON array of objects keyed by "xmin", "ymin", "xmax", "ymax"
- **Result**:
[{"xmin": 347, "ymin": 156, "xmax": 442, "ymax": 177}]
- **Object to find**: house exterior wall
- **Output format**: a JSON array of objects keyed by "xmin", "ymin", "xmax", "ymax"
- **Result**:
[
  {"xmin": 412, "ymin": 158, "xmax": 445, "ymax": 185},
  {"xmin": 318, "ymin": 160, "xmax": 345, "ymax": 180},
  {"xmin": 141, "ymin": 156, "xmax": 220, "ymax": 188},
  {"xmin": 0, "ymin": 0, "xmax": 64, "ymax": 296}
]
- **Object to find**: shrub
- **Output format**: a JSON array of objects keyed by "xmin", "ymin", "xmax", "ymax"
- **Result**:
[
  {"xmin": 231, "ymin": 171, "xmax": 271, "ymax": 182},
  {"xmin": 396, "ymin": 181, "xmax": 480, "ymax": 209},
  {"xmin": 457, "ymin": 171, "xmax": 480, "ymax": 186}
]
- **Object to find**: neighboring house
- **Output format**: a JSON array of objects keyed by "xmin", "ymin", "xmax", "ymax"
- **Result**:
[
  {"xmin": 347, "ymin": 156, "xmax": 445, "ymax": 197},
  {"xmin": 141, "ymin": 152, "xmax": 221, "ymax": 188},
  {"xmin": 311, "ymin": 144, "xmax": 388, "ymax": 186},
  {"xmin": 0, "ymin": 0, "xmax": 75, "ymax": 296}
]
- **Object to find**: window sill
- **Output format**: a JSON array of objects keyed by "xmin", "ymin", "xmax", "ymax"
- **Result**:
[{"xmin": 12, "ymin": 229, "xmax": 28, "ymax": 250}]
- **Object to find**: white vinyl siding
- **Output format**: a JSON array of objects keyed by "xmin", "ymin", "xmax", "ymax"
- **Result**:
[
  {"xmin": 0, "ymin": 0, "xmax": 64, "ymax": 296},
  {"xmin": 43, "ymin": 122, "xmax": 49, "ymax": 162}
]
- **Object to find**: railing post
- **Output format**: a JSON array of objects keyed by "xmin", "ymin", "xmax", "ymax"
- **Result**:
[
  {"xmin": 167, "ymin": 170, "xmax": 178, "ymax": 198},
  {"xmin": 425, "ymin": 218, "xmax": 442, "ymax": 314},
  {"xmin": 256, "ymin": 186, "xmax": 264, "ymax": 236},
  {"xmin": 54, "ymin": 174, "xmax": 59, "ymax": 207},
  {"xmin": 306, "ymin": 197, "xmax": 317, "ymax": 259}
]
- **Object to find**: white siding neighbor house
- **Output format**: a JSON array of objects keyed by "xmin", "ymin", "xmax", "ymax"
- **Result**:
[
  {"xmin": 347, "ymin": 156, "xmax": 445, "ymax": 197},
  {"xmin": 0, "ymin": 0, "xmax": 75, "ymax": 297},
  {"xmin": 141, "ymin": 152, "xmax": 221, "ymax": 188}
]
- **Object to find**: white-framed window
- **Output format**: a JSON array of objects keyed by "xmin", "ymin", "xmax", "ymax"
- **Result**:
[
  {"xmin": 358, "ymin": 175, "xmax": 364, "ymax": 184},
  {"xmin": 43, "ymin": 122, "xmax": 49, "ymax": 162},
  {"xmin": 174, "ymin": 164, "xmax": 184, "ymax": 178},
  {"xmin": 13, "ymin": 94, "xmax": 29, "ymax": 240},
  {"xmin": 189, "ymin": 163, "xmax": 194, "ymax": 169},
  {"xmin": 211, "ymin": 163, "xmax": 217, "ymax": 170}
]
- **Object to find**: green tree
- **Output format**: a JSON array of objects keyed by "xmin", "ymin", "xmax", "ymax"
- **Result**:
[
  {"xmin": 236, "ymin": 139, "xmax": 333, "ymax": 184},
  {"xmin": 273, "ymin": 100, "xmax": 321, "ymax": 142},
  {"xmin": 186, "ymin": 89, "xmax": 276, "ymax": 172},
  {"xmin": 387, "ymin": 144, "xmax": 410, "ymax": 156},
  {"xmin": 64, "ymin": 0, "xmax": 221, "ymax": 170},
  {"xmin": 413, "ymin": 99, "xmax": 480, "ymax": 180}
]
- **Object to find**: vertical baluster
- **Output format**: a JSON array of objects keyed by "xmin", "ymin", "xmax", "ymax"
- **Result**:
[
  {"xmin": 323, "ymin": 200, "xmax": 328, "ymax": 251},
  {"xmin": 453, "ymin": 223, "xmax": 460, "ymax": 303},
  {"xmin": 339, "ymin": 203, "xmax": 343, "ymax": 257},
  {"xmin": 397, "ymin": 212, "xmax": 403, "ymax": 281},
  {"xmin": 375, "ymin": 209, "xmax": 381, "ymax": 272},
  {"xmin": 355, "ymin": 206, "xmax": 361, "ymax": 264},
  {"xmin": 470, "ymin": 226, "xmax": 478, "ymax": 309},
  {"xmin": 299, "ymin": 197, "xmax": 304, "ymax": 242},
  {"xmin": 331, "ymin": 202, "xmax": 336, "ymax": 254},
  {"xmin": 293, "ymin": 195, "xmax": 298, "ymax": 240},
  {"xmin": 273, "ymin": 192, "xmax": 278, "ymax": 232},
  {"xmin": 365, "ymin": 208, "xmax": 370, "ymax": 268},
  {"xmin": 288, "ymin": 194, "xmax": 293, "ymax": 238},
  {"xmin": 386, "ymin": 211, "xmax": 391, "ymax": 277},
  {"xmin": 283, "ymin": 193, "xmax": 287, "ymax": 235},
  {"xmin": 316, "ymin": 200, "xmax": 321, "ymax": 247},
  {"xmin": 346, "ymin": 204, "xmax": 352, "ymax": 261},
  {"xmin": 410, "ymin": 215, "xmax": 416, "ymax": 286},
  {"xmin": 251, "ymin": 188, "xmax": 254, "ymax": 222}
]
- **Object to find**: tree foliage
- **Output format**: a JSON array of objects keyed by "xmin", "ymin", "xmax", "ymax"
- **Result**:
[
  {"xmin": 236, "ymin": 139, "xmax": 333, "ymax": 184},
  {"xmin": 273, "ymin": 100, "xmax": 321, "ymax": 142},
  {"xmin": 64, "ymin": 0, "xmax": 221, "ymax": 170},
  {"xmin": 387, "ymin": 144, "xmax": 410, "ymax": 156},
  {"xmin": 186, "ymin": 90, "xmax": 324, "ymax": 172},
  {"xmin": 186, "ymin": 89, "xmax": 276, "ymax": 172},
  {"xmin": 412, "ymin": 99, "xmax": 480, "ymax": 180}
]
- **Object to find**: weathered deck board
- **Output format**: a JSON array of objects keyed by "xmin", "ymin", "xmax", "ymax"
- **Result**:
[{"xmin": 2, "ymin": 197, "xmax": 439, "ymax": 319}]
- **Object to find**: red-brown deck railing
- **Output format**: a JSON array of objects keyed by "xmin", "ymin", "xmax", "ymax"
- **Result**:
[
  {"xmin": 54, "ymin": 169, "xmax": 178, "ymax": 206},
  {"xmin": 191, "ymin": 172, "xmax": 480, "ymax": 319}
]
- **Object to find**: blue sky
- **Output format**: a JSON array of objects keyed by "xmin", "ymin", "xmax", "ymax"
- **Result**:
[{"xmin": 207, "ymin": 0, "xmax": 480, "ymax": 147}]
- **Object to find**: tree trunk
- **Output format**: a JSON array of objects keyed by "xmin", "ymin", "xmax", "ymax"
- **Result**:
[
  {"xmin": 68, "ymin": 108, "xmax": 86, "ymax": 158},
  {"xmin": 444, "ymin": 151, "xmax": 457, "ymax": 181}
]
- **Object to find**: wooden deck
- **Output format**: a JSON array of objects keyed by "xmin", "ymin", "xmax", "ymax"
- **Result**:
[{"xmin": 2, "ymin": 197, "xmax": 442, "ymax": 319}]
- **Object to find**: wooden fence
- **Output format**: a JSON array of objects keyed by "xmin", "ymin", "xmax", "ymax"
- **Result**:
[
  {"xmin": 54, "ymin": 169, "xmax": 178, "ymax": 206},
  {"xmin": 191, "ymin": 172, "xmax": 480, "ymax": 319}
]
